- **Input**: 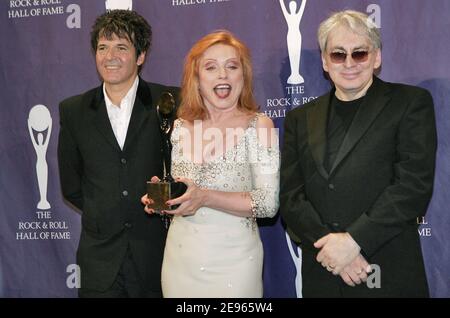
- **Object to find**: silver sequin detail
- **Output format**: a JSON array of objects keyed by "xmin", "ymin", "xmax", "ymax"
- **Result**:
[{"xmin": 171, "ymin": 114, "xmax": 280, "ymax": 228}]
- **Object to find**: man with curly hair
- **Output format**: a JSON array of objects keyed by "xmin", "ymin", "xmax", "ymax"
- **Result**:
[{"xmin": 58, "ymin": 10, "xmax": 178, "ymax": 298}]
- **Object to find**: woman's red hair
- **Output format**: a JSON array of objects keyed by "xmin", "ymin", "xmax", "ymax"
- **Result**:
[{"xmin": 177, "ymin": 30, "xmax": 258, "ymax": 121}]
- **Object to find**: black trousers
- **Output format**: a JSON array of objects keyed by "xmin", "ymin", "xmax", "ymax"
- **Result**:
[{"xmin": 78, "ymin": 247, "xmax": 162, "ymax": 298}]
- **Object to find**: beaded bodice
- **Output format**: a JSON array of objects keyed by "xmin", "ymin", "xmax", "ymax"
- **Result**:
[{"xmin": 170, "ymin": 113, "xmax": 280, "ymax": 226}]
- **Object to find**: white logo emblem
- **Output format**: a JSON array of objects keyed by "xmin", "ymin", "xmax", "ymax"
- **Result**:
[
  {"xmin": 279, "ymin": 0, "xmax": 307, "ymax": 85},
  {"xmin": 28, "ymin": 105, "xmax": 52, "ymax": 210},
  {"xmin": 105, "ymin": 0, "xmax": 133, "ymax": 11},
  {"xmin": 285, "ymin": 232, "xmax": 302, "ymax": 297}
]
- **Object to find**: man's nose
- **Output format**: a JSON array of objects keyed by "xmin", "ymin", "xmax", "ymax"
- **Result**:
[
  {"xmin": 344, "ymin": 54, "xmax": 357, "ymax": 68},
  {"xmin": 105, "ymin": 48, "xmax": 116, "ymax": 59}
]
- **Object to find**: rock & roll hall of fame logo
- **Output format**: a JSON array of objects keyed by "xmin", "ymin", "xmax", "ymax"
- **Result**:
[
  {"xmin": 279, "ymin": 0, "xmax": 307, "ymax": 85},
  {"xmin": 105, "ymin": 0, "xmax": 132, "ymax": 11},
  {"xmin": 265, "ymin": 1, "xmax": 315, "ymax": 119},
  {"xmin": 28, "ymin": 105, "xmax": 52, "ymax": 210}
]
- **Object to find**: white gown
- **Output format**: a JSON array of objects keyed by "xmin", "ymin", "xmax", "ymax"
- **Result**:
[{"xmin": 161, "ymin": 114, "xmax": 280, "ymax": 298}]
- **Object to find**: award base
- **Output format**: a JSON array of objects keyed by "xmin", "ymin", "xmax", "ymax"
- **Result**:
[{"xmin": 146, "ymin": 181, "xmax": 187, "ymax": 212}]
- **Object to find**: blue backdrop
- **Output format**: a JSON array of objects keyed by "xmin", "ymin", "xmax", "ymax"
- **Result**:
[{"xmin": 1, "ymin": 0, "xmax": 449, "ymax": 297}]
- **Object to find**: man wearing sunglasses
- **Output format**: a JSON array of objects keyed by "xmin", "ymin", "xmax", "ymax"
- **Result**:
[{"xmin": 280, "ymin": 10, "xmax": 436, "ymax": 297}]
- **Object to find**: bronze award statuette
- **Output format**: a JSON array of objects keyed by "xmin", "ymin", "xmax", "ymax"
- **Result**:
[
  {"xmin": 146, "ymin": 181, "xmax": 187, "ymax": 212},
  {"xmin": 147, "ymin": 92, "xmax": 187, "ymax": 216}
]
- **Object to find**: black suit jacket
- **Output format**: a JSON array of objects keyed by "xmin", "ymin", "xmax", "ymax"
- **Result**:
[
  {"xmin": 58, "ymin": 78, "xmax": 179, "ymax": 293},
  {"xmin": 280, "ymin": 77, "xmax": 437, "ymax": 297}
]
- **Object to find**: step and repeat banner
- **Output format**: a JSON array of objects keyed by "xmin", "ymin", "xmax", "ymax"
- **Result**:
[{"xmin": 1, "ymin": 0, "xmax": 449, "ymax": 297}]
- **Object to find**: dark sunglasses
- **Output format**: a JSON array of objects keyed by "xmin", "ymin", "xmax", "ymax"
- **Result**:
[{"xmin": 329, "ymin": 50, "xmax": 370, "ymax": 64}]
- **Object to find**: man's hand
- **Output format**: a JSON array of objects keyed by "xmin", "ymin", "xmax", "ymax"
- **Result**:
[
  {"xmin": 142, "ymin": 176, "xmax": 160, "ymax": 214},
  {"xmin": 339, "ymin": 254, "xmax": 372, "ymax": 286},
  {"xmin": 314, "ymin": 232, "xmax": 361, "ymax": 275}
]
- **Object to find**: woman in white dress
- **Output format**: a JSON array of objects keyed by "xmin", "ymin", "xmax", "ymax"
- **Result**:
[{"xmin": 143, "ymin": 30, "xmax": 279, "ymax": 298}]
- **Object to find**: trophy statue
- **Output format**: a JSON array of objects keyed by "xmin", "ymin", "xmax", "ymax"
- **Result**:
[
  {"xmin": 147, "ymin": 92, "xmax": 187, "ymax": 213},
  {"xmin": 28, "ymin": 104, "xmax": 52, "ymax": 210},
  {"xmin": 105, "ymin": 0, "xmax": 132, "ymax": 11},
  {"xmin": 280, "ymin": 0, "xmax": 307, "ymax": 85}
]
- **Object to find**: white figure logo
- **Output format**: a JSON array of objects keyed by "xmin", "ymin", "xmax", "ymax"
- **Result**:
[
  {"xmin": 105, "ymin": 0, "xmax": 132, "ymax": 11},
  {"xmin": 28, "ymin": 105, "xmax": 52, "ymax": 210},
  {"xmin": 279, "ymin": 0, "xmax": 307, "ymax": 85},
  {"xmin": 285, "ymin": 232, "xmax": 302, "ymax": 297}
]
